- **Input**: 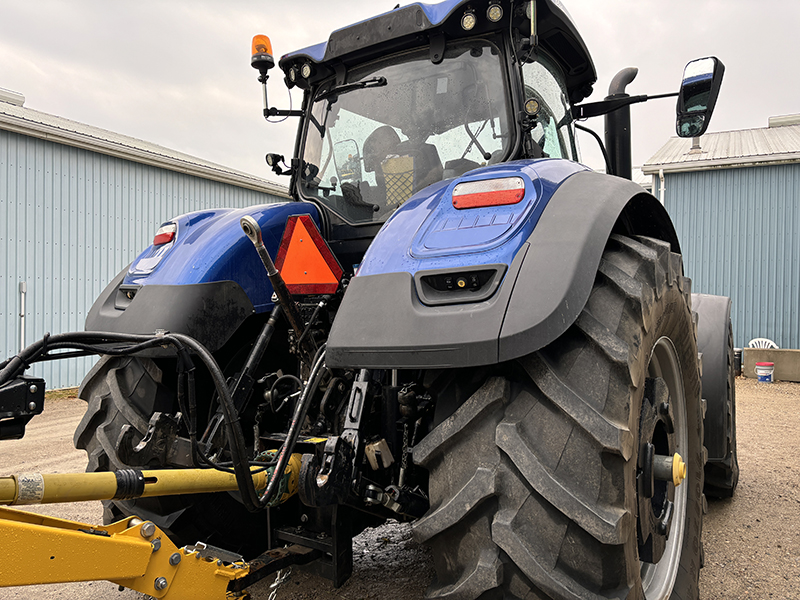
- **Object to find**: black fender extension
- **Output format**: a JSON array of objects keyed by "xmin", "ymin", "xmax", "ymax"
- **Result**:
[{"xmin": 85, "ymin": 268, "xmax": 255, "ymax": 353}]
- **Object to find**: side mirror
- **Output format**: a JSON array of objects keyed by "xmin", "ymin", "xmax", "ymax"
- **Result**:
[
  {"xmin": 333, "ymin": 139, "xmax": 362, "ymax": 184},
  {"xmin": 676, "ymin": 57, "xmax": 725, "ymax": 138}
]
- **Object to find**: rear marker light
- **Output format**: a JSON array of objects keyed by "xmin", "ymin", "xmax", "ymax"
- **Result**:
[
  {"xmin": 153, "ymin": 223, "xmax": 177, "ymax": 246},
  {"xmin": 452, "ymin": 177, "xmax": 526, "ymax": 209}
]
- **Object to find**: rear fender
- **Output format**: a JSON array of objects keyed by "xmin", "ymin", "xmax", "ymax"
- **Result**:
[
  {"xmin": 86, "ymin": 202, "xmax": 319, "ymax": 351},
  {"xmin": 326, "ymin": 165, "xmax": 680, "ymax": 368}
]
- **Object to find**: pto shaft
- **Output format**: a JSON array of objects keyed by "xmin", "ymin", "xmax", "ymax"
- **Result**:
[{"xmin": 0, "ymin": 459, "xmax": 301, "ymax": 506}]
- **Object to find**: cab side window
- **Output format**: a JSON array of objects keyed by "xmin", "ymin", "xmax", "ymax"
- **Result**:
[{"xmin": 520, "ymin": 54, "xmax": 576, "ymax": 161}]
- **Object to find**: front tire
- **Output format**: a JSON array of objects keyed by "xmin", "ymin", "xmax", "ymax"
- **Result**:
[
  {"xmin": 413, "ymin": 235, "xmax": 705, "ymax": 599},
  {"xmin": 703, "ymin": 318, "xmax": 739, "ymax": 498}
]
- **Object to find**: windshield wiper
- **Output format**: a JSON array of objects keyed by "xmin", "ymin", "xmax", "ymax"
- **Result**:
[{"xmin": 316, "ymin": 76, "xmax": 387, "ymax": 103}]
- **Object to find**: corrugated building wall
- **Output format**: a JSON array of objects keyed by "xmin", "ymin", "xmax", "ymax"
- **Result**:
[
  {"xmin": 1, "ymin": 126, "xmax": 288, "ymax": 389},
  {"xmin": 665, "ymin": 164, "xmax": 800, "ymax": 349},
  {"xmin": 646, "ymin": 121, "xmax": 800, "ymax": 350}
]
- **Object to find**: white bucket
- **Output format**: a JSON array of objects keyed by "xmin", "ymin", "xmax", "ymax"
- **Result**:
[{"xmin": 755, "ymin": 361, "xmax": 775, "ymax": 383}]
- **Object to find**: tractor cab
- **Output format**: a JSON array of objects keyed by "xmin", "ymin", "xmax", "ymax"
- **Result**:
[{"xmin": 254, "ymin": 0, "xmax": 596, "ymax": 266}]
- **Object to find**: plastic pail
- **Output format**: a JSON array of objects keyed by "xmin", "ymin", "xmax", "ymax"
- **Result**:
[{"xmin": 755, "ymin": 361, "xmax": 774, "ymax": 383}]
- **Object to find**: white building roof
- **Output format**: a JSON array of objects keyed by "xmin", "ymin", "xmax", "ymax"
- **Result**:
[
  {"xmin": 642, "ymin": 116, "xmax": 800, "ymax": 175},
  {"xmin": 632, "ymin": 167, "xmax": 652, "ymax": 191},
  {"xmin": 0, "ymin": 98, "xmax": 289, "ymax": 197}
]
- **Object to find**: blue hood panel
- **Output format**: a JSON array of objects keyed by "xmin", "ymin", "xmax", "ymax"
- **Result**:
[
  {"xmin": 124, "ymin": 202, "xmax": 320, "ymax": 313},
  {"xmin": 356, "ymin": 159, "xmax": 587, "ymax": 278}
]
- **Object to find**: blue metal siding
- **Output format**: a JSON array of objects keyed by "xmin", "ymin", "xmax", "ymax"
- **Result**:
[
  {"xmin": 665, "ymin": 163, "xmax": 800, "ymax": 350},
  {"xmin": 1, "ymin": 129, "xmax": 286, "ymax": 389}
]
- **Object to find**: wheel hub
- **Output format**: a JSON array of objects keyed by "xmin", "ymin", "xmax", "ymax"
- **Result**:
[{"xmin": 637, "ymin": 376, "xmax": 680, "ymax": 564}]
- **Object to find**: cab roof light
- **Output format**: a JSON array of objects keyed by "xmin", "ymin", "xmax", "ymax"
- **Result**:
[
  {"xmin": 487, "ymin": 2, "xmax": 503, "ymax": 22},
  {"xmin": 461, "ymin": 8, "xmax": 477, "ymax": 30},
  {"xmin": 153, "ymin": 223, "xmax": 177, "ymax": 246},
  {"xmin": 452, "ymin": 177, "xmax": 526, "ymax": 209}
]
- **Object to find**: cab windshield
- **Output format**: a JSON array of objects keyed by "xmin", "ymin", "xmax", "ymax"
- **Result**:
[{"xmin": 300, "ymin": 38, "xmax": 512, "ymax": 223}]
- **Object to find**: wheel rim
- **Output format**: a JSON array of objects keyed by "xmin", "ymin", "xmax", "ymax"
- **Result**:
[{"xmin": 640, "ymin": 336, "xmax": 689, "ymax": 599}]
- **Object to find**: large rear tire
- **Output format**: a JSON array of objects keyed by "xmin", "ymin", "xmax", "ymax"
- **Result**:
[
  {"xmin": 74, "ymin": 355, "xmax": 269, "ymax": 558},
  {"xmin": 413, "ymin": 235, "xmax": 705, "ymax": 599}
]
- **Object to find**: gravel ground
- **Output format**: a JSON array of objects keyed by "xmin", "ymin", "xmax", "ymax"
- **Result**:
[
  {"xmin": 699, "ymin": 377, "xmax": 800, "ymax": 598},
  {"xmin": 1, "ymin": 377, "xmax": 797, "ymax": 599}
]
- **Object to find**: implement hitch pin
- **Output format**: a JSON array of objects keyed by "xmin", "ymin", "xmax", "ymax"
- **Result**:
[{"xmin": 240, "ymin": 216, "xmax": 313, "ymax": 354}]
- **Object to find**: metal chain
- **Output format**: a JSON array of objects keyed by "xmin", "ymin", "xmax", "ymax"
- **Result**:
[
  {"xmin": 400, "ymin": 422, "xmax": 410, "ymax": 473},
  {"xmin": 267, "ymin": 567, "xmax": 293, "ymax": 600}
]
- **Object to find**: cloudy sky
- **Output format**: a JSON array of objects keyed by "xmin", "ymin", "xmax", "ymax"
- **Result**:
[{"xmin": 1, "ymin": 0, "xmax": 798, "ymax": 182}]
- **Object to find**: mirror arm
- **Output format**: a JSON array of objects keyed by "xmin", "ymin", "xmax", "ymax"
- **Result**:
[
  {"xmin": 646, "ymin": 92, "xmax": 679, "ymax": 101},
  {"xmin": 573, "ymin": 95, "xmax": 646, "ymax": 119},
  {"xmin": 259, "ymin": 73, "xmax": 305, "ymax": 120},
  {"xmin": 265, "ymin": 107, "xmax": 305, "ymax": 118},
  {"xmin": 572, "ymin": 92, "xmax": 677, "ymax": 120}
]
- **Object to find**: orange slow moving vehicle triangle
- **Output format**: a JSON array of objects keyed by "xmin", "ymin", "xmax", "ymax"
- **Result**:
[{"xmin": 274, "ymin": 215, "xmax": 343, "ymax": 294}]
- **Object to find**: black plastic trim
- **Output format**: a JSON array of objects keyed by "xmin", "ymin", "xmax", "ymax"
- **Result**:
[
  {"xmin": 414, "ymin": 264, "xmax": 507, "ymax": 306},
  {"xmin": 326, "ymin": 246, "xmax": 527, "ymax": 369},
  {"xmin": 114, "ymin": 284, "xmax": 141, "ymax": 310},
  {"xmin": 324, "ymin": 4, "xmax": 433, "ymax": 61},
  {"xmin": 498, "ymin": 170, "xmax": 679, "ymax": 360},
  {"xmin": 86, "ymin": 269, "xmax": 255, "ymax": 353}
]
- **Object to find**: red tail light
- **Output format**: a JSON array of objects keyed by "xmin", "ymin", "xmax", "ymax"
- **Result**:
[
  {"xmin": 452, "ymin": 177, "xmax": 526, "ymax": 209},
  {"xmin": 153, "ymin": 223, "xmax": 177, "ymax": 246}
]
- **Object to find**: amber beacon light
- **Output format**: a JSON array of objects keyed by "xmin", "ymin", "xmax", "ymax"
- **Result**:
[{"xmin": 251, "ymin": 34, "xmax": 275, "ymax": 73}]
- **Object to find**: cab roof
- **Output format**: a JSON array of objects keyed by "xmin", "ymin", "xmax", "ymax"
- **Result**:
[{"xmin": 279, "ymin": 0, "xmax": 597, "ymax": 104}]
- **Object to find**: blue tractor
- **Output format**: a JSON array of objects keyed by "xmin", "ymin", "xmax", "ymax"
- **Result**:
[{"xmin": 1, "ymin": 1, "xmax": 738, "ymax": 598}]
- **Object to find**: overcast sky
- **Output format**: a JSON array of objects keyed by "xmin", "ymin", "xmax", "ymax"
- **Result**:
[{"xmin": 2, "ymin": 0, "xmax": 798, "ymax": 182}]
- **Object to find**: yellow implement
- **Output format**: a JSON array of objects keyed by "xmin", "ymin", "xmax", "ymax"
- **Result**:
[
  {"xmin": 0, "ymin": 459, "xmax": 304, "ymax": 598},
  {"xmin": 0, "ymin": 507, "xmax": 248, "ymax": 598}
]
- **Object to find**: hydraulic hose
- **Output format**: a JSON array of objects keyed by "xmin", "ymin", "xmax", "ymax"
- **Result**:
[
  {"xmin": 167, "ymin": 332, "xmax": 263, "ymax": 512},
  {"xmin": 240, "ymin": 215, "xmax": 314, "ymax": 358},
  {"xmin": 258, "ymin": 344, "xmax": 327, "ymax": 507},
  {"xmin": 1, "ymin": 329, "xmax": 324, "ymax": 512},
  {"xmin": 0, "ymin": 331, "xmax": 159, "ymax": 385},
  {"xmin": 0, "ymin": 330, "xmax": 264, "ymax": 511}
]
